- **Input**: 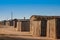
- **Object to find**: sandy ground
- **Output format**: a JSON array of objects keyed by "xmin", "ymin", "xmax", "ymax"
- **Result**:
[
  {"xmin": 0, "ymin": 26, "xmax": 53, "ymax": 40},
  {"xmin": 0, "ymin": 36, "xmax": 53, "ymax": 40},
  {"xmin": 0, "ymin": 37, "xmax": 52, "ymax": 40},
  {"xmin": 0, "ymin": 27, "xmax": 31, "ymax": 35}
]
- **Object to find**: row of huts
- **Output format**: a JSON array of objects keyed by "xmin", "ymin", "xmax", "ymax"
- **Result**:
[{"xmin": 0, "ymin": 15, "xmax": 60, "ymax": 39}]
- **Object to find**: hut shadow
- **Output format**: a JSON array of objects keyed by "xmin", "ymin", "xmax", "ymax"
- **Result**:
[
  {"xmin": 0, "ymin": 37, "xmax": 40, "ymax": 40},
  {"xmin": 0, "ymin": 34, "xmax": 52, "ymax": 40},
  {"xmin": 0, "ymin": 34, "xmax": 40, "ymax": 40}
]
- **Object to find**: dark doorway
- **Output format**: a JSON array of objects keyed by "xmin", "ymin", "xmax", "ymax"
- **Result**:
[
  {"xmin": 10, "ymin": 20, "xmax": 13, "ymax": 26},
  {"xmin": 40, "ymin": 19, "xmax": 47, "ymax": 37},
  {"xmin": 21, "ymin": 21, "xmax": 30, "ymax": 32},
  {"xmin": 3, "ymin": 20, "xmax": 6, "ymax": 25},
  {"xmin": 14, "ymin": 19, "xmax": 18, "ymax": 28},
  {"xmin": 56, "ymin": 18, "xmax": 60, "ymax": 39}
]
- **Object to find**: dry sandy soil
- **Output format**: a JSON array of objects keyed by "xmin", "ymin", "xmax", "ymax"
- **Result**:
[
  {"xmin": 0, "ymin": 36, "xmax": 52, "ymax": 40},
  {"xmin": 0, "ymin": 26, "xmax": 53, "ymax": 40}
]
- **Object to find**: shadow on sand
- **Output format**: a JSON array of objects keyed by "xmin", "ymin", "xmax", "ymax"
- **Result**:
[
  {"xmin": 0, "ymin": 34, "xmax": 41, "ymax": 40},
  {"xmin": 0, "ymin": 37, "xmax": 42, "ymax": 40},
  {"xmin": 0, "ymin": 34, "xmax": 53, "ymax": 40}
]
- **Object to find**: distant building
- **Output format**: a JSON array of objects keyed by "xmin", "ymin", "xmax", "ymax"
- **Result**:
[{"xmin": 17, "ymin": 19, "xmax": 30, "ymax": 32}]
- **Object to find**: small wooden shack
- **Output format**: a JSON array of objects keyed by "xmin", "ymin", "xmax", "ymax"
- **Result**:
[
  {"xmin": 17, "ymin": 19, "xmax": 30, "ymax": 32},
  {"xmin": 30, "ymin": 15, "xmax": 60, "ymax": 39}
]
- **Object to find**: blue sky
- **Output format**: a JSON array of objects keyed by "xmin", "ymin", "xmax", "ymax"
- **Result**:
[{"xmin": 0, "ymin": 0, "xmax": 60, "ymax": 21}]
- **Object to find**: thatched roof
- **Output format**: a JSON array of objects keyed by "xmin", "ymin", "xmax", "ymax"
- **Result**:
[{"xmin": 31, "ymin": 15, "xmax": 60, "ymax": 20}]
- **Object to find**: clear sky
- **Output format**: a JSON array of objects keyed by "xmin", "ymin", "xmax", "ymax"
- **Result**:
[{"xmin": 0, "ymin": 0, "xmax": 60, "ymax": 21}]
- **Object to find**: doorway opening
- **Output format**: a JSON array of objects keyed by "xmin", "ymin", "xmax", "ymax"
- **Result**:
[
  {"xmin": 10, "ymin": 20, "xmax": 13, "ymax": 26},
  {"xmin": 40, "ymin": 19, "xmax": 47, "ymax": 37},
  {"xmin": 56, "ymin": 18, "xmax": 60, "ymax": 39},
  {"xmin": 21, "ymin": 21, "xmax": 30, "ymax": 32}
]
